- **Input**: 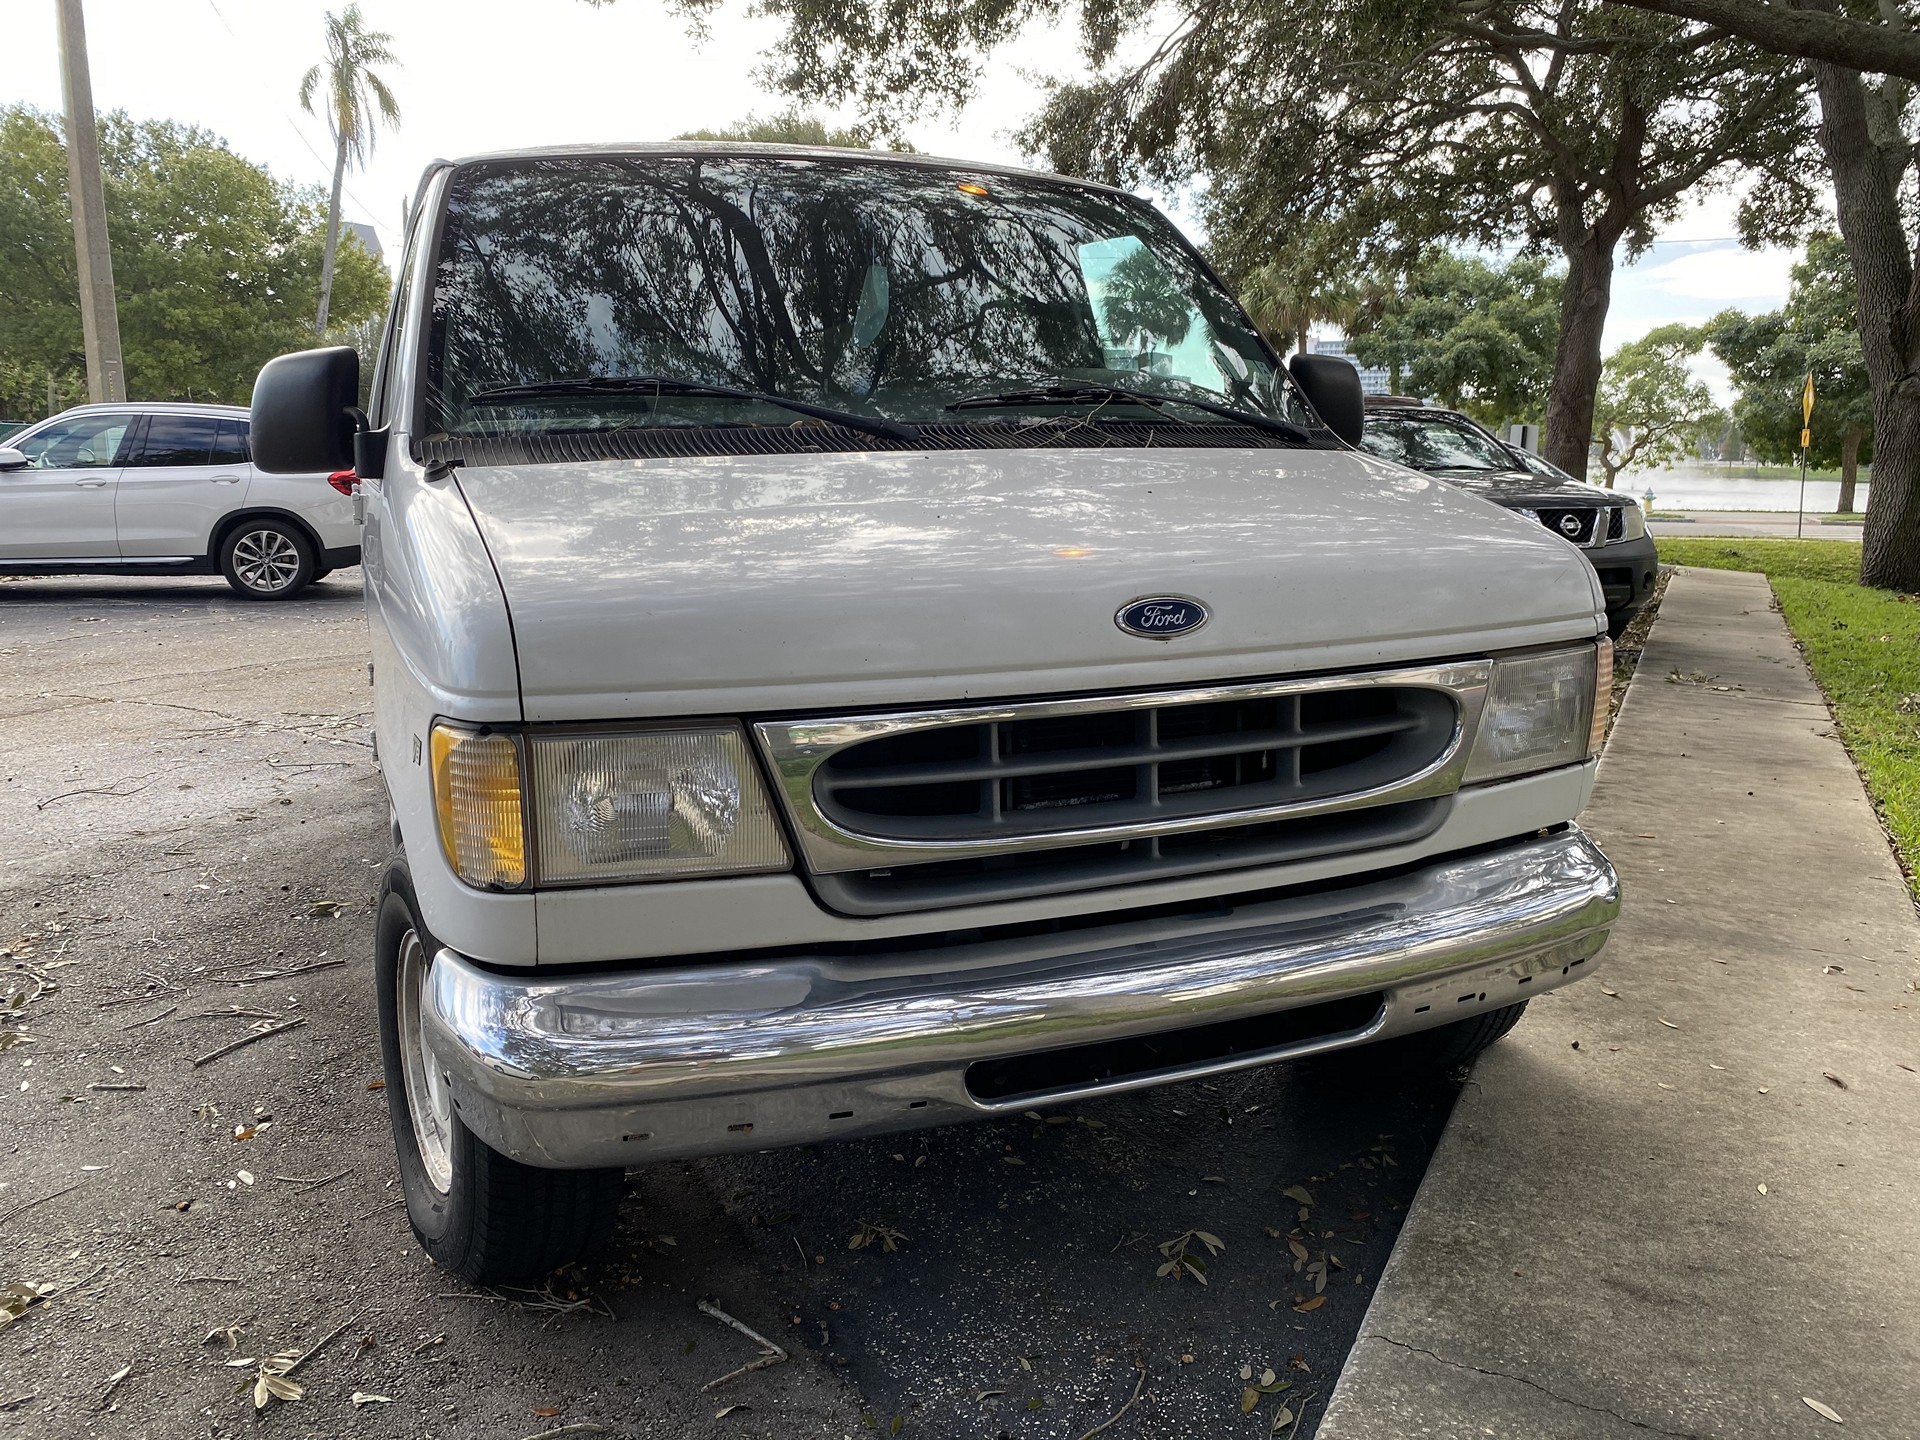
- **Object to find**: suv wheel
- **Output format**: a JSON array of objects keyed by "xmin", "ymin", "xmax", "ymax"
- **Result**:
[
  {"xmin": 375, "ymin": 865, "xmax": 625, "ymax": 1283},
  {"xmin": 220, "ymin": 519, "xmax": 315, "ymax": 599}
]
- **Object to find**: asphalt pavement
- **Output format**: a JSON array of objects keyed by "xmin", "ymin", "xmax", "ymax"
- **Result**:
[{"xmin": 0, "ymin": 573, "xmax": 1455, "ymax": 1440}]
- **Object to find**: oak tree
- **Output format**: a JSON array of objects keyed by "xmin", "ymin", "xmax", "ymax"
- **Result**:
[{"xmin": 1346, "ymin": 251, "xmax": 1564, "ymax": 429}]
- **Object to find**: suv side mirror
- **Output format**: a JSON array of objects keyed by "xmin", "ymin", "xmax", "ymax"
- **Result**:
[
  {"xmin": 1287, "ymin": 354, "xmax": 1364, "ymax": 445},
  {"xmin": 0, "ymin": 447, "xmax": 26, "ymax": 471},
  {"xmin": 251, "ymin": 346, "xmax": 359, "ymax": 473}
]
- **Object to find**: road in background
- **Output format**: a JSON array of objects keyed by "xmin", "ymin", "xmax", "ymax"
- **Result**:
[
  {"xmin": 0, "ymin": 574, "xmax": 1453, "ymax": 1439},
  {"xmin": 1652, "ymin": 514, "xmax": 1864, "ymax": 541}
]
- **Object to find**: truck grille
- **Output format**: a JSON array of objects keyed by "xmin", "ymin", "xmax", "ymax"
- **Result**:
[
  {"xmin": 816, "ymin": 687, "xmax": 1455, "ymax": 840},
  {"xmin": 754, "ymin": 663, "xmax": 1488, "ymax": 914},
  {"xmin": 1528, "ymin": 506, "xmax": 1621, "ymax": 548}
]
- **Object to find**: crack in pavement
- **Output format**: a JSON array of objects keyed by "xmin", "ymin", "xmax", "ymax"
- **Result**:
[{"xmin": 1363, "ymin": 1333, "xmax": 1705, "ymax": 1439}]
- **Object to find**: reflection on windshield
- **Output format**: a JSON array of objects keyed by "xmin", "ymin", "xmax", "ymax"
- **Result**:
[
  {"xmin": 424, "ymin": 156, "xmax": 1284, "ymax": 439},
  {"xmin": 1358, "ymin": 416, "xmax": 1514, "ymax": 472}
]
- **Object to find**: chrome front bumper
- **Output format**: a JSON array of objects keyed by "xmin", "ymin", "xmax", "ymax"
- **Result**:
[{"xmin": 423, "ymin": 828, "xmax": 1619, "ymax": 1168}]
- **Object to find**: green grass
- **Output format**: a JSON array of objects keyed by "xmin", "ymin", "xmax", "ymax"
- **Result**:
[{"xmin": 1656, "ymin": 537, "xmax": 1920, "ymax": 898}]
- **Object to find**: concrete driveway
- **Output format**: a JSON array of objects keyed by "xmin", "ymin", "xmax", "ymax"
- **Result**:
[{"xmin": 0, "ymin": 573, "xmax": 1453, "ymax": 1440}]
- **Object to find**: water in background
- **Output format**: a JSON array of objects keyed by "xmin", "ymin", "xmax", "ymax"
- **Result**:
[{"xmin": 1614, "ymin": 467, "xmax": 1870, "ymax": 513}]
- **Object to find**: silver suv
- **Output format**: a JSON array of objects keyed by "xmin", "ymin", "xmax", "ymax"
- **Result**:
[{"xmin": 0, "ymin": 401, "xmax": 360, "ymax": 599}]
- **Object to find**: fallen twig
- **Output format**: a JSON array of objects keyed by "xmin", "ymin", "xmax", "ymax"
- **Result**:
[
  {"xmin": 271, "ymin": 1168, "xmax": 352, "ymax": 1193},
  {"xmin": 516, "ymin": 1424, "xmax": 607, "ymax": 1440},
  {"xmin": 226, "ymin": 958, "xmax": 347, "ymax": 985},
  {"xmin": 119, "ymin": 1004, "xmax": 178, "ymax": 1029},
  {"xmin": 35, "ymin": 778, "xmax": 153, "ymax": 811},
  {"xmin": 1077, "ymin": 1363, "xmax": 1149, "ymax": 1440},
  {"xmin": 354, "ymin": 1197, "xmax": 405, "ymax": 1220},
  {"xmin": 184, "ymin": 1275, "xmax": 244, "ymax": 1284},
  {"xmin": 0, "ymin": 1393, "xmax": 36, "ymax": 1412},
  {"xmin": 408, "ymin": 1332, "xmax": 446, "ymax": 1356},
  {"xmin": 697, "ymin": 1298, "xmax": 789, "ymax": 1392},
  {"xmin": 86, "ymin": 1082, "xmax": 147, "ymax": 1092},
  {"xmin": 283, "ymin": 1312, "xmax": 361, "ymax": 1377},
  {"xmin": 177, "ymin": 1006, "xmax": 283, "ymax": 1023},
  {"xmin": 96, "ymin": 1364, "xmax": 132, "ymax": 1411},
  {"xmin": 190, "ymin": 1017, "xmax": 305, "ymax": 1067},
  {"xmin": 0, "ymin": 1184, "xmax": 80, "ymax": 1230}
]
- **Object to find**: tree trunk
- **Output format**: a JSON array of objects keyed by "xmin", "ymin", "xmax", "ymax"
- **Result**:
[
  {"xmin": 1543, "ymin": 235, "xmax": 1617, "ymax": 480},
  {"xmin": 1838, "ymin": 427, "xmax": 1862, "ymax": 513},
  {"xmin": 315, "ymin": 133, "xmax": 347, "ymax": 336},
  {"xmin": 1811, "ymin": 60, "xmax": 1920, "ymax": 590}
]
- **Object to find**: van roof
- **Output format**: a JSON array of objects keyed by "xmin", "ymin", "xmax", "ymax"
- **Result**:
[{"xmin": 438, "ymin": 141, "xmax": 1136, "ymax": 200}]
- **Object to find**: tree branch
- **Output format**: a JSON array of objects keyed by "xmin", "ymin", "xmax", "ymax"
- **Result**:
[{"xmin": 1605, "ymin": 0, "xmax": 1920, "ymax": 84}]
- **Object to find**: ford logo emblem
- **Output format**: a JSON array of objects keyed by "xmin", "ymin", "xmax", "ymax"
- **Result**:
[{"xmin": 1116, "ymin": 596, "xmax": 1210, "ymax": 640}]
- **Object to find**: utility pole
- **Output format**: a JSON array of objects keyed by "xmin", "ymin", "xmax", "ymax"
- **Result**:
[{"xmin": 55, "ymin": 0, "xmax": 126, "ymax": 404}]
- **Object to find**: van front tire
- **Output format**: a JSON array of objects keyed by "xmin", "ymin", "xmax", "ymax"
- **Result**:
[{"xmin": 375, "ymin": 868, "xmax": 625, "ymax": 1284}]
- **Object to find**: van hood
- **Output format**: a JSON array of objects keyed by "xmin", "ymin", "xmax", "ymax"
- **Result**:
[{"xmin": 451, "ymin": 446, "xmax": 1605, "ymax": 721}]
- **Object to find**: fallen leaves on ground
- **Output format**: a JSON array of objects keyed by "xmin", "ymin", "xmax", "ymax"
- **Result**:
[
  {"xmin": 1803, "ymin": 1397, "xmax": 1844, "ymax": 1423},
  {"xmin": 1155, "ymin": 1229, "xmax": 1224, "ymax": 1284},
  {"xmin": 847, "ymin": 1220, "xmax": 907, "ymax": 1253},
  {"xmin": 0, "ymin": 1282, "xmax": 41, "ymax": 1331},
  {"xmin": 252, "ymin": 1350, "xmax": 304, "ymax": 1409}
]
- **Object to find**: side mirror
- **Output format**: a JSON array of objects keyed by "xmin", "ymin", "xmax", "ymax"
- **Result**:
[
  {"xmin": 0, "ymin": 447, "xmax": 26, "ymax": 471},
  {"xmin": 250, "ymin": 346, "xmax": 359, "ymax": 474},
  {"xmin": 1287, "ymin": 353, "xmax": 1364, "ymax": 445}
]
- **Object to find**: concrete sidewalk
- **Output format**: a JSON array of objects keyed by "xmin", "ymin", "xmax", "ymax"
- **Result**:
[{"xmin": 1319, "ymin": 568, "xmax": 1920, "ymax": 1439}]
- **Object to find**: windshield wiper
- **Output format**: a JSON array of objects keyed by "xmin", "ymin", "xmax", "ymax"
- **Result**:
[
  {"xmin": 945, "ymin": 381, "xmax": 1309, "ymax": 441},
  {"xmin": 466, "ymin": 375, "xmax": 917, "ymax": 444}
]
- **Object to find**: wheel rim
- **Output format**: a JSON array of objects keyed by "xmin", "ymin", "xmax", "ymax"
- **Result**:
[
  {"xmin": 395, "ymin": 930, "xmax": 455, "ymax": 1194},
  {"xmin": 231, "ymin": 529, "xmax": 300, "ymax": 592}
]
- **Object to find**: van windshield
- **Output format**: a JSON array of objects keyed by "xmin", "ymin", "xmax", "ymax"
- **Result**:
[{"xmin": 423, "ymin": 155, "xmax": 1292, "ymax": 446}]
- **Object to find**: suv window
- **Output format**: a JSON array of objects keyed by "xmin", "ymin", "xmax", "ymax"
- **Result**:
[
  {"xmin": 211, "ymin": 418, "xmax": 251, "ymax": 465},
  {"xmin": 13, "ymin": 414, "xmax": 134, "ymax": 469},
  {"xmin": 132, "ymin": 414, "xmax": 222, "ymax": 468}
]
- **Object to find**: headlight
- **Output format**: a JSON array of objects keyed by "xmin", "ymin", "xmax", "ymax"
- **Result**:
[
  {"xmin": 430, "ymin": 722, "xmax": 791, "ymax": 887},
  {"xmin": 1615, "ymin": 503, "xmax": 1647, "ymax": 541},
  {"xmin": 527, "ymin": 726, "xmax": 790, "ymax": 883},
  {"xmin": 1462, "ymin": 641, "xmax": 1610, "ymax": 783}
]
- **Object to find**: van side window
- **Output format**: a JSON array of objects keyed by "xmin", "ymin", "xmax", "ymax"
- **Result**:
[{"xmin": 370, "ymin": 204, "xmax": 427, "ymax": 428}]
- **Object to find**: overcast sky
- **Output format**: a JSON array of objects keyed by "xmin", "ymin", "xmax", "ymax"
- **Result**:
[{"xmin": 8, "ymin": 0, "xmax": 1805, "ymax": 397}]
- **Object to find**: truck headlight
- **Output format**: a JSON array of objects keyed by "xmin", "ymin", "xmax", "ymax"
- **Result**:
[
  {"xmin": 430, "ymin": 722, "xmax": 790, "ymax": 888},
  {"xmin": 526, "ymin": 726, "xmax": 790, "ymax": 884},
  {"xmin": 1462, "ymin": 641, "xmax": 1610, "ymax": 783},
  {"xmin": 1616, "ymin": 503, "xmax": 1647, "ymax": 541}
]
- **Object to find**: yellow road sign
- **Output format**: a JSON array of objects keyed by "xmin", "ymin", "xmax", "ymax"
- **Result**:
[
  {"xmin": 1801, "ymin": 427, "xmax": 1812, "ymax": 449},
  {"xmin": 1802, "ymin": 373, "xmax": 1816, "ymax": 425}
]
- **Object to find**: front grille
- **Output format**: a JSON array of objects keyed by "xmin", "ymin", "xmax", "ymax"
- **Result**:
[
  {"xmin": 815, "ymin": 686, "xmax": 1457, "ymax": 842},
  {"xmin": 1534, "ymin": 507, "xmax": 1601, "ymax": 545},
  {"xmin": 812, "ymin": 797, "xmax": 1447, "ymax": 914}
]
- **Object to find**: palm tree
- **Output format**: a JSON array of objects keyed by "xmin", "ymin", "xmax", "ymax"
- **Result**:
[{"xmin": 299, "ymin": 5, "xmax": 400, "ymax": 335}]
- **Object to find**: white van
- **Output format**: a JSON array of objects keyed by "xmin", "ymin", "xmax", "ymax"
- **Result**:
[{"xmin": 251, "ymin": 144, "xmax": 1620, "ymax": 1282}]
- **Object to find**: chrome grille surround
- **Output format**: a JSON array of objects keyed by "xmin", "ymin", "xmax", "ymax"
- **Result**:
[{"xmin": 752, "ymin": 661, "xmax": 1492, "ymax": 877}]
